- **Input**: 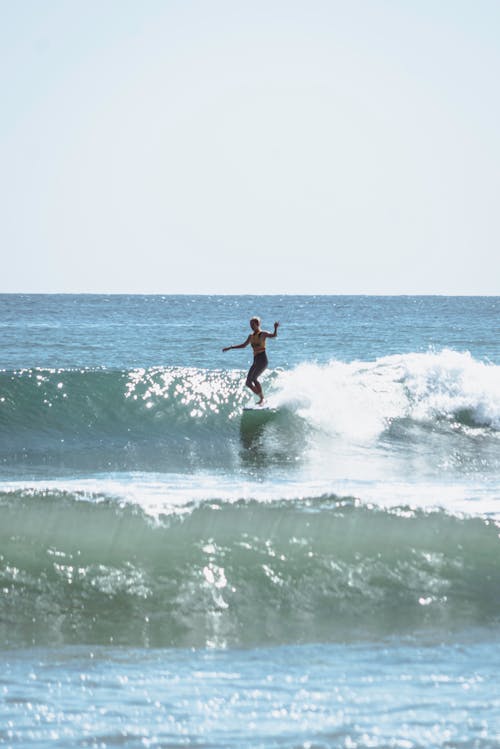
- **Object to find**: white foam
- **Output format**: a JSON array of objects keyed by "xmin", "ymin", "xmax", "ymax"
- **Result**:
[
  {"xmin": 1, "ymin": 468, "xmax": 499, "ymax": 521},
  {"xmin": 272, "ymin": 349, "xmax": 500, "ymax": 439}
]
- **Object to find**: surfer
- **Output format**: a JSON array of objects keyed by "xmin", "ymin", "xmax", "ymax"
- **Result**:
[{"xmin": 223, "ymin": 317, "xmax": 279, "ymax": 405}]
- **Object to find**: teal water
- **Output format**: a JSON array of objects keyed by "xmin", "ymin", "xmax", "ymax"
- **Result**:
[{"xmin": 1, "ymin": 295, "xmax": 500, "ymax": 747}]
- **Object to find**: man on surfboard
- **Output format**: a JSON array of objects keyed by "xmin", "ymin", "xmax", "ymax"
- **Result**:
[{"xmin": 223, "ymin": 317, "xmax": 279, "ymax": 405}]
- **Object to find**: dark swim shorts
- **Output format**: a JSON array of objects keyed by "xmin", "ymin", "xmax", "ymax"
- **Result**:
[{"xmin": 246, "ymin": 351, "xmax": 268, "ymax": 386}]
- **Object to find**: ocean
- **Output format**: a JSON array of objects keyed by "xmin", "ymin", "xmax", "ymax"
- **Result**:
[{"xmin": 1, "ymin": 294, "xmax": 499, "ymax": 748}]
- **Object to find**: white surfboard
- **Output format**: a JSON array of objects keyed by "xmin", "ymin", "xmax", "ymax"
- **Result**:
[{"xmin": 242, "ymin": 406, "xmax": 279, "ymax": 413}]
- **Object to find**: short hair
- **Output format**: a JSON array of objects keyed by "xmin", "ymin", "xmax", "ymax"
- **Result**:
[{"xmin": 250, "ymin": 316, "xmax": 260, "ymax": 324}]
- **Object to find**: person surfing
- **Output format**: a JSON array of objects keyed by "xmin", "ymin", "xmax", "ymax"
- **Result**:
[{"xmin": 223, "ymin": 317, "xmax": 279, "ymax": 405}]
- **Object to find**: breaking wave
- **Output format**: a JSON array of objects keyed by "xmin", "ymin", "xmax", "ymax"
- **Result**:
[
  {"xmin": 1, "ymin": 350, "xmax": 499, "ymax": 474},
  {"xmin": 1, "ymin": 489, "xmax": 499, "ymax": 648}
]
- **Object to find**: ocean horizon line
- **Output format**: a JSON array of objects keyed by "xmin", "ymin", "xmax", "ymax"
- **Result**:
[{"xmin": 1, "ymin": 291, "xmax": 499, "ymax": 298}]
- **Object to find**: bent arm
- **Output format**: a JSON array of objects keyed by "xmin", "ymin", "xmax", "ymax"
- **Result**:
[
  {"xmin": 262, "ymin": 321, "xmax": 280, "ymax": 339},
  {"xmin": 223, "ymin": 335, "xmax": 251, "ymax": 352}
]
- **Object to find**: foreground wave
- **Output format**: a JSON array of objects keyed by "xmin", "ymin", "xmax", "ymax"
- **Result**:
[{"xmin": 1, "ymin": 489, "xmax": 499, "ymax": 648}]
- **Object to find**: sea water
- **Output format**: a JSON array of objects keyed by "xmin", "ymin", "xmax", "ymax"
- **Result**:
[{"xmin": 1, "ymin": 294, "xmax": 499, "ymax": 748}]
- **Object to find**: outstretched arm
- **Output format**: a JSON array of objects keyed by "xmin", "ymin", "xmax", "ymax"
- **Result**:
[{"xmin": 222, "ymin": 335, "xmax": 251, "ymax": 352}]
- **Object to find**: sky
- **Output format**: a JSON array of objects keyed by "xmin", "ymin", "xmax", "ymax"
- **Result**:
[{"xmin": 1, "ymin": 0, "xmax": 499, "ymax": 295}]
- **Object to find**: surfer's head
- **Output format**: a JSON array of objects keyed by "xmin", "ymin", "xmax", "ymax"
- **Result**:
[{"xmin": 250, "ymin": 317, "xmax": 261, "ymax": 330}]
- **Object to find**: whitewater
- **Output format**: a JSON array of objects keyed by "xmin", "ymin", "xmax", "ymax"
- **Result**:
[{"xmin": 1, "ymin": 294, "xmax": 499, "ymax": 748}]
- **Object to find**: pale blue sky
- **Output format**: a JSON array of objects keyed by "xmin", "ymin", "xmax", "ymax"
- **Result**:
[{"xmin": 1, "ymin": 0, "xmax": 499, "ymax": 294}]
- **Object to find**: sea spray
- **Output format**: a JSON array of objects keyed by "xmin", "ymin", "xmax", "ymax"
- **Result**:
[{"xmin": 273, "ymin": 349, "xmax": 500, "ymax": 439}]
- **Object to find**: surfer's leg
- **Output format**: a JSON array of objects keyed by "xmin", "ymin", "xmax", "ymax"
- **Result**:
[
  {"xmin": 246, "ymin": 353, "xmax": 267, "ymax": 403},
  {"xmin": 245, "ymin": 363, "xmax": 259, "ymax": 394},
  {"xmin": 254, "ymin": 381, "xmax": 264, "ymax": 404}
]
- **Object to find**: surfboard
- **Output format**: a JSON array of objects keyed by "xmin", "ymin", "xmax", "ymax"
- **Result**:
[
  {"xmin": 242, "ymin": 406, "xmax": 278, "ymax": 413},
  {"xmin": 241, "ymin": 406, "xmax": 279, "ymax": 424},
  {"xmin": 243, "ymin": 406, "xmax": 278, "ymax": 414}
]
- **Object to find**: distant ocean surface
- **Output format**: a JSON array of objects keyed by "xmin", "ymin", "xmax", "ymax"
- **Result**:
[{"xmin": 1, "ymin": 294, "xmax": 500, "ymax": 748}]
